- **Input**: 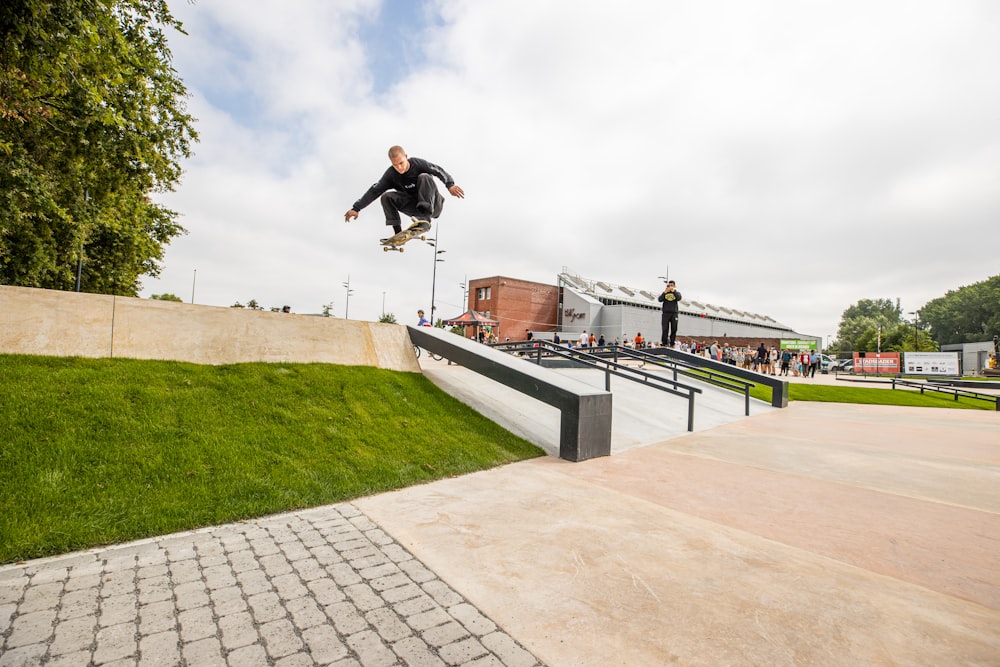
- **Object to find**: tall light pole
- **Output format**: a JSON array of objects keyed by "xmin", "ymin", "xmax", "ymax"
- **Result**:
[
  {"xmin": 657, "ymin": 270, "xmax": 670, "ymax": 284},
  {"xmin": 908, "ymin": 310, "xmax": 918, "ymax": 351},
  {"xmin": 381, "ymin": 291, "xmax": 386, "ymax": 318},
  {"xmin": 343, "ymin": 275, "xmax": 354, "ymax": 319},
  {"xmin": 459, "ymin": 276, "xmax": 468, "ymax": 311},
  {"xmin": 428, "ymin": 224, "xmax": 445, "ymax": 325},
  {"xmin": 190, "ymin": 269, "xmax": 197, "ymax": 304}
]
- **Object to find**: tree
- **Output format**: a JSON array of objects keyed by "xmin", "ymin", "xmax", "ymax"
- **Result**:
[
  {"xmin": 920, "ymin": 274, "xmax": 1000, "ymax": 345},
  {"xmin": 150, "ymin": 293, "xmax": 182, "ymax": 302},
  {"xmin": 378, "ymin": 312, "xmax": 397, "ymax": 324},
  {"xmin": 833, "ymin": 298, "xmax": 903, "ymax": 352},
  {"xmin": 0, "ymin": 0, "xmax": 197, "ymax": 295}
]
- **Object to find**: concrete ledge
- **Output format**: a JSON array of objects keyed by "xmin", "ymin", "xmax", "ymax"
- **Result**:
[
  {"xmin": 0, "ymin": 285, "xmax": 419, "ymax": 372},
  {"xmin": 408, "ymin": 326, "xmax": 612, "ymax": 461}
]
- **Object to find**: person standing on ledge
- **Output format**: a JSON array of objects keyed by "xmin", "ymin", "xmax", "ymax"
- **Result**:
[
  {"xmin": 658, "ymin": 279, "xmax": 682, "ymax": 346},
  {"xmin": 344, "ymin": 145, "xmax": 464, "ymax": 238}
]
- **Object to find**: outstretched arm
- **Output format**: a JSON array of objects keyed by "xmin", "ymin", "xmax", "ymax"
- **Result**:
[
  {"xmin": 448, "ymin": 185, "xmax": 465, "ymax": 198},
  {"xmin": 344, "ymin": 209, "xmax": 358, "ymax": 222}
]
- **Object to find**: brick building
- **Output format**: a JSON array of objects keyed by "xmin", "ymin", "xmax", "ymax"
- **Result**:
[
  {"xmin": 465, "ymin": 271, "xmax": 821, "ymax": 348},
  {"xmin": 466, "ymin": 276, "xmax": 559, "ymax": 340}
]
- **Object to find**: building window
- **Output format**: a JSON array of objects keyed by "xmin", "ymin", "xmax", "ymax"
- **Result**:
[{"xmin": 476, "ymin": 287, "xmax": 491, "ymax": 300}]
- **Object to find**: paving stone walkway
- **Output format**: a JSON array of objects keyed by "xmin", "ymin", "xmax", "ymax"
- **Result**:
[{"xmin": 0, "ymin": 504, "xmax": 543, "ymax": 667}]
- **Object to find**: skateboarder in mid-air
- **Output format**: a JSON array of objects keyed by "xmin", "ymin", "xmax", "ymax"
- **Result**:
[{"xmin": 344, "ymin": 146, "xmax": 464, "ymax": 245}]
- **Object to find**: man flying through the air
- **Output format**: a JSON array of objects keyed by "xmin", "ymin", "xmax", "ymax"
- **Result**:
[{"xmin": 344, "ymin": 146, "xmax": 464, "ymax": 239}]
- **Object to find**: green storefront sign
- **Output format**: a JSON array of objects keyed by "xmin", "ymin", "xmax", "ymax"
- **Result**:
[{"xmin": 780, "ymin": 338, "xmax": 817, "ymax": 351}]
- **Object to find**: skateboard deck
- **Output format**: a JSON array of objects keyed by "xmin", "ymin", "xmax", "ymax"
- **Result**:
[{"xmin": 380, "ymin": 218, "xmax": 431, "ymax": 252}]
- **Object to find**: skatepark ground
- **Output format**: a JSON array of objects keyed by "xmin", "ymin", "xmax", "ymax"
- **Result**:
[{"xmin": 2, "ymin": 358, "xmax": 998, "ymax": 665}]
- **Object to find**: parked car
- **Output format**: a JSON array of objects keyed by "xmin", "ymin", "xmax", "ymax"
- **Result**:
[
  {"xmin": 830, "ymin": 358, "xmax": 853, "ymax": 373},
  {"xmin": 820, "ymin": 354, "xmax": 836, "ymax": 373}
]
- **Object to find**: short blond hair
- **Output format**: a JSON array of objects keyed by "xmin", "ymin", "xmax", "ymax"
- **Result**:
[{"xmin": 388, "ymin": 145, "xmax": 406, "ymax": 158}]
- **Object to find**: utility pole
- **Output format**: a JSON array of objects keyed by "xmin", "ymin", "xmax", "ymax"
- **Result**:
[{"xmin": 343, "ymin": 276, "xmax": 354, "ymax": 319}]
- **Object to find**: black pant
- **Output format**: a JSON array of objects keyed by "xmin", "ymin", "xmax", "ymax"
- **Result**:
[
  {"xmin": 661, "ymin": 312, "xmax": 678, "ymax": 346},
  {"xmin": 380, "ymin": 174, "xmax": 445, "ymax": 232}
]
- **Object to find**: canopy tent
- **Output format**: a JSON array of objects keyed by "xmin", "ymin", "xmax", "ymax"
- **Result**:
[{"xmin": 442, "ymin": 309, "xmax": 499, "ymax": 327}]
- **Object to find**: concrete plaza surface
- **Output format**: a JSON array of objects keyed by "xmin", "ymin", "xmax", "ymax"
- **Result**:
[
  {"xmin": 357, "ymin": 401, "xmax": 1000, "ymax": 666},
  {"xmin": 2, "ymin": 363, "xmax": 998, "ymax": 665}
]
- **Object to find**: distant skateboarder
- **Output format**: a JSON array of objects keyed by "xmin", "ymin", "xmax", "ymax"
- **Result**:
[
  {"xmin": 658, "ymin": 280, "xmax": 682, "ymax": 346},
  {"xmin": 344, "ymin": 146, "xmax": 464, "ymax": 243}
]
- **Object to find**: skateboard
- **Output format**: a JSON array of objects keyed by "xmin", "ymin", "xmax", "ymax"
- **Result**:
[{"xmin": 380, "ymin": 218, "xmax": 432, "ymax": 252}]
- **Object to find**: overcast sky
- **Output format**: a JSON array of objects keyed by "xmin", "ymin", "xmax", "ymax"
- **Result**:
[{"xmin": 142, "ymin": 0, "xmax": 999, "ymax": 342}]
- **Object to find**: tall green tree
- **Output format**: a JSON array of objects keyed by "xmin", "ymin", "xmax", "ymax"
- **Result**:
[
  {"xmin": 920, "ymin": 274, "xmax": 1000, "ymax": 345},
  {"xmin": 0, "ymin": 0, "xmax": 197, "ymax": 295},
  {"xmin": 833, "ymin": 298, "xmax": 903, "ymax": 352}
]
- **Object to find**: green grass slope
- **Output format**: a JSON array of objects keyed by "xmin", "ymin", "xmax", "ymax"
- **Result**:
[{"xmin": 0, "ymin": 355, "xmax": 543, "ymax": 563}]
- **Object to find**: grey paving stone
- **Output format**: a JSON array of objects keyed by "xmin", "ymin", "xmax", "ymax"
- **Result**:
[
  {"xmin": 464, "ymin": 655, "xmax": 507, "ymax": 667},
  {"xmin": 218, "ymin": 610, "xmax": 257, "ymax": 650},
  {"xmin": 45, "ymin": 649, "xmax": 94, "ymax": 667},
  {"xmin": 249, "ymin": 538, "xmax": 281, "ymax": 557},
  {"xmin": 346, "ymin": 629, "xmax": 398, "ymax": 667},
  {"xmin": 259, "ymin": 554, "xmax": 293, "ymax": 578},
  {"xmin": 382, "ymin": 582, "xmax": 424, "ymax": 606},
  {"xmin": 19, "ymin": 581, "xmax": 64, "ymax": 613},
  {"xmin": 379, "ymin": 544, "xmax": 414, "ymax": 564},
  {"xmin": 93, "ymin": 621, "xmax": 137, "ymax": 665},
  {"xmin": 30, "ymin": 566, "xmax": 68, "ymax": 585},
  {"xmin": 136, "ymin": 564, "xmax": 168, "ymax": 580},
  {"xmin": 291, "ymin": 557, "xmax": 326, "ymax": 582},
  {"xmin": 7, "ymin": 608, "xmax": 56, "ymax": 648},
  {"xmin": 167, "ymin": 559, "xmax": 201, "ymax": 585},
  {"xmin": 210, "ymin": 585, "xmax": 246, "ymax": 617},
  {"xmin": 58, "ymin": 588, "xmax": 99, "ymax": 620},
  {"xmin": 0, "ymin": 642, "xmax": 48, "ymax": 667},
  {"xmin": 306, "ymin": 577, "xmax": 346, "ymax": 606},
  {"xmin": 285, "ymin": 596, "xmax": 326, "ymax": 630},
  {"xmin": 393, "ymin": 635, "xmax": 447, "ymax": 667},
  {"xmin": 64, "ymin": 574, "xmax": 101, "ymax": 593},
  {"xmin": 225, "ymin": 643, "xmax": 270, "ymax": 667},
  {"xmin": 407, "ymin": 606, "xmax": 453, "ymax": 633},
  {"xmin": 0, "ymin": 602, "xmax": 16, "ymax": 632},
  {"xmin": 274, "ymin": 651, "xmax": 313, "ymax": 667},
  {"xmin": 326, "ymin": 562, "xmax": 363, "ymax": 587},
  {"xmin": 182, "ymin": 636, "xmax": 225, "ymax": 666},
  {"xmin": 438, "ymin": 637, "xmax": 489, "ymax": 666},
  {"xmin": 173, "ymin": 581, "xmax": 209, "ymax": 611},
  {"xmin": 100, "ymin": 570, "xmax": 137, "ymax": 598},
  {"xmin": 366, "ymin": 606, "xmax": 412, "ymax": 642},
  {"xmin": 139, "ymin": 600, "xmax": 176, "ymax": 636},
  {"xmin": 247, "ymin": 591, "xmax": 285, "ymax": 624},
  {"xmin": 448, "ymin": 603, "xmax": 497, "ymax": 637},
  {"xmin": 226, "ymin": 644, "xmax": 271, "ymax": 667},
  {"xmin": 343, "ymin": 582, "xmax": 385, "ymax": 612},
  {"xmin": 138, "ymin": 629, "xmax": 181, "ymax": 667},
  {"xmin": 270, "ymin": 573, "xmax": 307, "ymax": 601},
  {"xmin": 278, "ymin": 541, "xmax": 311, "ymax": 563},
  {"xmin": 421, "ymin": 580, "xmax": 464, "ymax": 607},
  {"xmin": 49, "ymin": 614, "xmax": 97, "ymax": 657},
  {"xmin": 202, "ymin": 564, "xmax": 236, "ymax": 590},
  {"xmin": 259, "ymin": 618, "xmax": 303, "ymax": 659},
  {"xmin": 99, "ymin": 593, "xmax": 138, "ymax": 628},
  {"xmin": 398, "ymin": 559, "xmax": 436, "ymax": 584},
  {"xmin": 235, "ymin": 568, "xmax": 271, "ymax": 596},
  {"xmin": 302, "ymin": 624, "xmax": 349, "ymax": 663},
  {"xmin": 421, "ymin": 620, "xmax": 471, "ymax": 648},
  {"xmin": 480, "ymin": 632, "xmax": 539, "ymax": 667},
  {"xmin": 177, "ymin": 606, "xmax": 215, "ymax": 643},
  {"xmin": 137, "ymin": 574, "xmax": 172, "ymax": 605},
  {"xmin": 324, "ymin": 601, "xmax": 369, "ymax": 636}
]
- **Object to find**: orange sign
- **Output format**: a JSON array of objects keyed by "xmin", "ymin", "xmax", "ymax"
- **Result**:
[{"xmin": 853, "ymin": 352, "xmax": 900, "ymax": 374}]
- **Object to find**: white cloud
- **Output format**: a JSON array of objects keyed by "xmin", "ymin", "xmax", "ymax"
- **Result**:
[{"xmin": 145, "ymin": 0, "xmax": 1000, "ymax": 339}]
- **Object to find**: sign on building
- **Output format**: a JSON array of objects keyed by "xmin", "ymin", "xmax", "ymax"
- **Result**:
[
  {"xmin": 780, "ymin": 339, "xmax": 817, "ymax": 351},
  {"xmin": 903, "ymin": 352, "xmax": 959, "ymax": 376},
  {"xmin": 853, "ymin": 352, "xmax": 900, "ymax": 374}
]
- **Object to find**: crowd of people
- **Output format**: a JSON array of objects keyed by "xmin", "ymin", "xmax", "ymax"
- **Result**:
[{"xmin": 533, "ymin": 332, "xmax": 824, "ymax": 377}]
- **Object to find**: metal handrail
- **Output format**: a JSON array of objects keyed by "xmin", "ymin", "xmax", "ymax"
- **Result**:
[
  {"xmin": 494, "ymin": 341, "xmax": 702, "ymax": 431},
  {"xmin": 891, "ymin": 378, "xmax": 1000, "ymax": 410}
]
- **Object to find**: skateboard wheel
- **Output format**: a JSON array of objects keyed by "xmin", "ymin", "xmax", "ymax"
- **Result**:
[
  {"xmin": 383, "ymin": 247, "xmax": 389, "ymax": 252},
  {"xmin": 419, "ymin": 235, "xmax": 426, "ymax": 241},
  {"xmin": 399, "ymin": 247, "xmax": 404, "ymax": 253}
]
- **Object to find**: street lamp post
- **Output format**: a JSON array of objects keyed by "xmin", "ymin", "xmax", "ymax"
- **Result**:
[
  {"xmin": 428, "ymin": 225, "xmax": 445, "ymax": 325},
  {"xmin": 908, "ymin": 311, "xmax": 919, "ymax": 351},
  {"xmin": 343, "ymin": 275, "xmax": 354, "ymax": 319}
]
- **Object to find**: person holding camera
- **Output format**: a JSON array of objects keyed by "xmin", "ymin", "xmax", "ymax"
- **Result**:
[{"xmin": 657, "ymin": 280, "xmax": 682, "ymax": 346}]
